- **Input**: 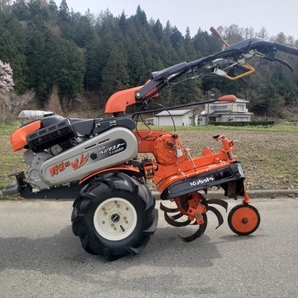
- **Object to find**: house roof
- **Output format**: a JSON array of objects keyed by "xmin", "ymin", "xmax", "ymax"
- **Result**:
[
  {"xmin": 210, "ymin": 98, "xmax": 249, "ymax": 104},
  {"xmin": 235, "ymin": 98, "xmax": 249, "ymax": 103},
  {"xmin": 155, "ymin": 109, "xmax": 192, "ymax": 116}
]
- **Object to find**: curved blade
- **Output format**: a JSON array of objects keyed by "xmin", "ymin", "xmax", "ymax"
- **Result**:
[
  {"xmin": 207, "ymin": 206, "xmax": 224, "ymax": 229},
  {"xmin": 207, "ymin": 198, "xmax": 228, "ymax": 211},
  {"xmin": 160, "ymin": 202, "xmax": 179, "ymax": 213},
  {"xmin": 164, "ymin": 212, "xmax": 191, "ymax": 227},
  {"xmin": 178, "ymin": 222, "xmax": 207, "ymax": 242},
  {"xmin": 171, "ymin": 212, "xmax": 184, "ymax": 220}
]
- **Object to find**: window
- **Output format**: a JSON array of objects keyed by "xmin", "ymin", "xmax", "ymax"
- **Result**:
[
  {"xmin": 210, "ymin": 105, "xmax": 228, "ymax": 111},
  {"xmin": 235, "ymin": 117, "xmax": 249, "ymax": 121},
  {"xmin": 237, "ymin": 104, "xmax": 245, "ymax": 112}
]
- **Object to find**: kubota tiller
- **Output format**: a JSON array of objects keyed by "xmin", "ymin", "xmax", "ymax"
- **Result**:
[{"xmin": 3, "ymin": 28, "xmax": 298, "ymax": 260}]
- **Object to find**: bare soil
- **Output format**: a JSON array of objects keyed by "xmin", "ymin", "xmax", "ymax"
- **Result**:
[{"xmin": 177, "ymin": 129, "xmax": 298, "ymax": 190}]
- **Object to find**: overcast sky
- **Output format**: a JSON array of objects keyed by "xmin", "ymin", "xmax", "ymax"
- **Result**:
[{"xmin": 57, "ymin": 0, "xmax": 298, "ymax": 39}]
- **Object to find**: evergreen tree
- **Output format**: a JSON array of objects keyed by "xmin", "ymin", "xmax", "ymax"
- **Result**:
[
  {"xmin": 1, "ymin": 10, "xmax": 28, "ymax": 92},
  {"xmin": 53, "ymin": 39, "xmax": 85, "ymax": 100},
  {"xmin": 25, "ymin": 13, "xmax": 50, "ymax": 103},
  {"xmin": 84, "ymin": 35, "xmax": 102, "ymax": 91},
  {"xmin": 0, "ymin": 0, "xmax": 297, "ymax": 117},
  {"xmin": 58, "ymin": 0, "xmax": 70, "ymax": 22},
  {"xmin": 11, "ymin": 0, "xmax": 30, "ymax": 20},
  {"xmin": 58, "ymin": 0, "xmax": 72, "ymax": 39},
  {"xmin": 48, "ymin": 0, "xmax": 58, "ymax": 20},
  {"xmin": 72, "ymin": 13, "xmax": 96, "ymax": 48},
  {"xmin": 184, "ymin": 27, "xmax": 196, "ymax": 60},
  {"xmin": 100, "ymin": 45, "xmax": 129, "ymax": 100}
]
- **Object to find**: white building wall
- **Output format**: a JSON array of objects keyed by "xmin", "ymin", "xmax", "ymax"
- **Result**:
[
  {"xmin": 154, "ymin": 112, "xmax": 193, "ymax": 126},
  {"xmin": 202, "ymin": 100, "xmax": 252, "ymax": 124}
]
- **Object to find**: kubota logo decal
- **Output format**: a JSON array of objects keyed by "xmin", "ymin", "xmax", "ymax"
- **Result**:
[
  {"xmin": 189, "ymin": 176, "xmax": 214, "ymax": 187},
  {"xmin": 49, "ymin": 153, "xmax": 89, "ymax": 176}
]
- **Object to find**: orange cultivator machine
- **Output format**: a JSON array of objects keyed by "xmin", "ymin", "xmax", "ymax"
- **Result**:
[{"xmin": 3, "ymin": 28, "xmax": 298, "ymax": 260}]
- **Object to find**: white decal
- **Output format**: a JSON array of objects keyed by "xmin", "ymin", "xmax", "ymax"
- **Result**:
[{"xmin": 190, "ymin": 176, "xmax": 214, "ymax": 187}]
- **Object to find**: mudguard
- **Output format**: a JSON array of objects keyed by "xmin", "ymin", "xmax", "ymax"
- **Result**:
[{"xmin": 160, "ymin": 162, "xmax": 245, "ymax": 200}]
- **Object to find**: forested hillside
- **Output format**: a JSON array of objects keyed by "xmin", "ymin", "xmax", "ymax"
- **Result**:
[{"xmin": 1, "ymin": 0, "xmax": 298, "ymax": 121}]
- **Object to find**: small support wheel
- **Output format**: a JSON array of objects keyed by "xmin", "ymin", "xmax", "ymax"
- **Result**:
[{"xmin": 228, "ymin": 204, "xmax": 260, "ymax": 235}]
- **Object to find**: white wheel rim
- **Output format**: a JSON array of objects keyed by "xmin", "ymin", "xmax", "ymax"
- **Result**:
[{"xmin": 93, "ymin": 197, "xmax": 138, "ymax": 241}]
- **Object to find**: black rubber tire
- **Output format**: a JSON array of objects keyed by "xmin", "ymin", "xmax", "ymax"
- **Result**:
[
  {"xmin": 71, "ymin": 172, "xmax": 158, "ymax": 261},
  {"xmin": 228, "ymin": 204, "xmax": 260, "ymax": 236}
]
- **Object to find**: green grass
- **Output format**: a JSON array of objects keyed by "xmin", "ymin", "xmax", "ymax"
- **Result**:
[
  {"xmin": 0, "ymin": 125, "xmax": 18, "ymax": 135},
  {"xmin": 0, "ymin": 125, "xmax": 24, "ymax": 192},
  {"xmin": 4, "ymin": 156, "xmax": 24, "ymax": 163}
]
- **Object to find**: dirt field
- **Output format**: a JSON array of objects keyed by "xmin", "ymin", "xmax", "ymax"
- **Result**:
[
  {"xmin": 1, "ymin": 125, "xmax": 298, "ymax": 193},
  {"xmin": 177, "ymin": 129, "xmax": 298, "ymax": 190}
]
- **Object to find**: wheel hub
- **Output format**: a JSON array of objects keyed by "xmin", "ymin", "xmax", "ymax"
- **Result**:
[
  {"xmin": 111, "ymin": 213, "xmax": 120, "ymax": 222},
  {"xmin": 242, "ymin": 218, "xmax": 248, "ymax": 224},
  {"xmin": 93, "ymin": 197, "xmax": 138, "ymax": 241}
]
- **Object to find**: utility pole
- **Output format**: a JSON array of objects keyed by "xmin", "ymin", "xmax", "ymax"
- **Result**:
[{"xmin": 206, "ymin": 91, "xmax": 215, "ymax": 126}]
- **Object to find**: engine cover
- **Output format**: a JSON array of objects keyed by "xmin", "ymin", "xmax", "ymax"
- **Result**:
[
  {"xmin": 27, "ymin": 118, "xmax": 75, "ymax": 152},
  {"xmin": 39, "ymin": 127, "xmax": 138, "ymax": 186}
]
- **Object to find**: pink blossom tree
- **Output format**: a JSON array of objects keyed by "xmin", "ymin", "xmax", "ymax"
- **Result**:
[
  {"xmin": 0, "ymin": 59, "xmax": 36, "ymax": 124},
  {"xmin": 0, "ymin": 60, "xmax": 14, "ymax": 93},
  {"xmin": 0, "ymin": 60, "xmax": 14, "ymax": 123}
]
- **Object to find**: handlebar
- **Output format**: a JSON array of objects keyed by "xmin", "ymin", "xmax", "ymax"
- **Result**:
[
  {"xmin": 138, "ymin": 38, "xmax": 298, "ymax": 100},
  {"xmin": 104, "ymin": 32, "xmax": 298, "ymax": 114},
  {"xmin": 224, "ymin": 38, "xmax": 298, "ymax": 57}
]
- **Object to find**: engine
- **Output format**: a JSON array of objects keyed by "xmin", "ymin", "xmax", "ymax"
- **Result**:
[
  {"xmin": 26, "ymin": 117, "xmax": 76, "ymax": 153},
  {"xmin": 15, "ymin": 115, "xmax": 138, "ymax": 192}
]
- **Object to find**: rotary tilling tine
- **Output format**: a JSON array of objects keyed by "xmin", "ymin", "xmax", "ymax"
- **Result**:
[
  {"xmin": 160, "ymin": 202, "xmax": 179, "ymax": 213},
  {"xmin": 178, "ymin": 215, "xmax": 207, "ymax": 242},
  {"xmin": 170, "ymin": 212, "xmax": 184, "ymax": 220},
  {"xmin": 207, "ymin": 205, "xmax": 224, "ymax": 229},
  {"xmin": 164, "ymin": 211, "xmax": 191, "ymax": 227},
  {"xmin": 204, "ymin": 198, "xmax": 227, "ymax": 229},
  {"xmin": 206, "ymin": 198, "xmax": 228, "ymax": 211}
]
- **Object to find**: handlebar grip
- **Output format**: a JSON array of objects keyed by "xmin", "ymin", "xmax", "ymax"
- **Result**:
[{"xmin": 275, "ymin": 43, "xmax": 298, "ymax": 56}]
